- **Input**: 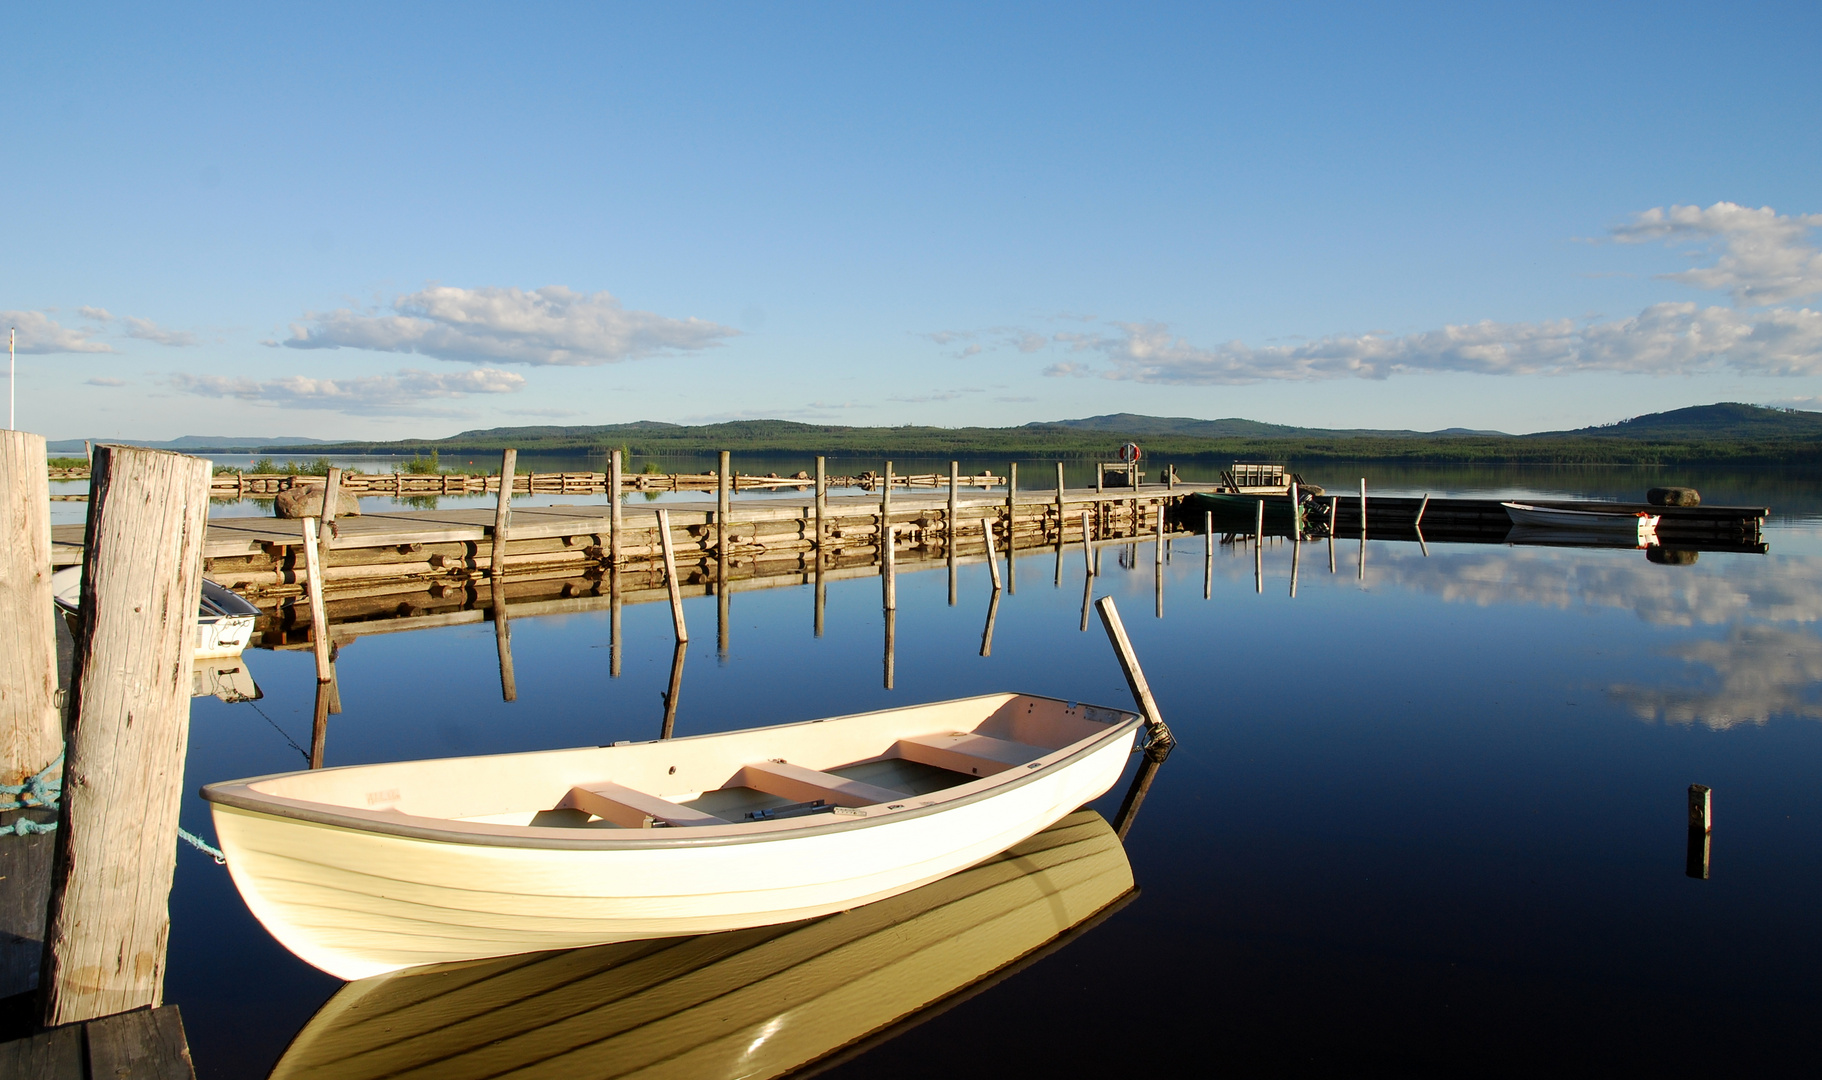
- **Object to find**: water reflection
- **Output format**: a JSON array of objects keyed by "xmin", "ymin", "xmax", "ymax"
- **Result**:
[
  {"xmin": 1608, "ymin": 624, "xmax": 1822, "ymax": 729},
  {"xmin": 267, "ymin": 811, "xmax": 1134, "ymax": 1080}
]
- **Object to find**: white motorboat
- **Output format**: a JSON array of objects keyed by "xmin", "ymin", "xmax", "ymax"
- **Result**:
[
  {"xmin": 202, "ymin": 693, "xmax": 1142, "ymax": 980},
  {"xmin": 1500, "ymin": 501, "xmax": 1659, "ymax": 547},
  {"xmin": 51, "ymin": 565, "xmax": 260, "ymax": 660}
]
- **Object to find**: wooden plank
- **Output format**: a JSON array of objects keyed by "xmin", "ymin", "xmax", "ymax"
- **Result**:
[
  {"xmin": 561, "ymin": 782, "xmax": 728, "ymax": 829},
  {"xmin": 0, "ymin": 431, "xmax": 62, "ymax": 790},
  {"xmin": 0, "ymin": 1021, "xmax": 81, "ymax": 1079},
  {"xmin": 42, "ymin": 445, "xmax": 210, "ymax": 1026},
  {"xmin": 894, "ymin": 732, "xmax": 1046, "ymax": 778},
  {"xmin": 84, "ymin": 1004, "xmax": 196, "ymax": 1080},
  {"xmin": 736, "ymin": 761, "xmax": 908, "ymax": 809}
]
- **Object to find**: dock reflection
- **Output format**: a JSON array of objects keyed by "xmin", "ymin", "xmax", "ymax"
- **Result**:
[{"xmin": 267, "ymin": 810, "xmax": 1136, "ymax": 1080}]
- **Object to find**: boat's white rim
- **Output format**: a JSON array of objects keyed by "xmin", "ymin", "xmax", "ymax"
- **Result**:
[{"xmin": 203, "ymin": 693, "xmax": 1143, "ymax": 852}]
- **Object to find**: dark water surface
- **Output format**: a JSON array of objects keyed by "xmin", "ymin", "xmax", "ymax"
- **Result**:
[{"xmin": 163, "ymin": 465, "xmax": 1822, "ymax": 1075}]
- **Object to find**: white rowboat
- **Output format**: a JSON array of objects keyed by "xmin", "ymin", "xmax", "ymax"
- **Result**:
[
  {"xmin": 202, "ymin": 693, "xmax": 1142, "ymax": 980},
  {"xmin": 1500, "ymin": 501, "xmax": 1659, "ymax": 547},
  {"xmin": 51, "ymin": 565, "xmax": 260, "ymax": 660}
]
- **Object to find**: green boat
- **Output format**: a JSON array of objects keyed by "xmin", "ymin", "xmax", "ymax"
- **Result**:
[{"xmin": 1181, "ymin": 491, "xmax": 1307, "ymax": 529}]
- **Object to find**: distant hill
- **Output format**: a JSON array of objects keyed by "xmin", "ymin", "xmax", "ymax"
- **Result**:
[
  {"xmin": 1541, "ymin": 403, "xmax": 1822, "ymax": 440},
  {"xmin": 47, "ymin": 435, "xmax": 331, "ymax": 453},
  {"xmin": 255, "ymin": 402, "xmax": 1822, "ymax": 466}
]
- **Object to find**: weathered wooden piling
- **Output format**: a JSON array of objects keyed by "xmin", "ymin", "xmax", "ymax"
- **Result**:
[
  {"xmin": 1204, "ymin": 510, "xmax": 1213, "ymax": 600},
  {"xmin": 814, "ymin": 456, "xmax": 827, "ymax": 560},
  {"xmin": 1254, "ymin": 499, "xmax": 1264, "ymax": 594},
  {"xmin": 655, "ymin": 509, "xmax": 687, "ymax": 643},
  {"xmin": 947, "ymin": 461, "xmax": 959, "ymax": 606},
  {"xmin": 1689, "ymin": 784, "xmax": 1712, "ymax": 832},
  {"xmin": 883, "ymin": 607, "xmax": 896, "ymax": 690},
  {"xmin": 1687, "ymin": 784, "xmax": 1713, "ymax": 880},
  {"xmin": 608, "ymin": 450, "xmax": 623, "ymax": 568},
  {"xmin": 660, "ymin": 641, "xmax": 686, "ymax": 740},
  {"xmin": 1094, "ymin": 596, "xmax": 1174, "ymax": 753},
  {"xmin": 493, "ymin": 581, "xmax": 516, "ymax": 703},
  {"xmin": 980, "ymin": 589, "xmax": 999, "ymax": 657},
  {"xmin": 0, "ymin": 431, "xmax": 61, "ymax": 792},
  {"xmin": 1082, "ymin": 511, "xmax": 1094, "ymax": 575},
  {"xmin": 983, "ymin": 517, "xmax": 1003, "ymax": 591},
  {"xmin": 883, "ymin": 523, "xmax": 897, "ymax": 610},
  {"xmin": 1155, "ymin": 505, "xmax": 1164, "ymax": 566},
  {"xmin": 491, "ymin": 450, "xmax": 516, "ymax": 581},
  {"xmin": 310, "ymin": 678, "xmax": 331, "ymax": 769},
  {"xmin": 40, "ymin": 445, "xmax": 209, "ymax": 1026},
  {"xmin": 301, "ymin": 518, "xmax": 332, "ymax": 682}
]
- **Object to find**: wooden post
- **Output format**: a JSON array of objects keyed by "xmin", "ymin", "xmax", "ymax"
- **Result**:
[
  {"xmin": 1166, "ymin": 464, "xmax": 1174, "ymax": 491},
  {"xmin": 1288, "ymin": 479, "xmax": 1299, "ymax": 540},
  {"xmin": 320, "ymin": 465, "xmax": 343, "ymax": 542},
  {"xmin": 1094, "ymin": 596, "xmax": 1174, "ymax": 750},
  {"xmin": 609, "ymin": 450, "xmax": 623, "ymax": 567},
  {"xmin": 883, "ymin": 523, "xmax": 896, "ymax": 610},
  {"xmin": 983, "ymin": 516, "xmax": 1003, "ymax": 591},
  {"xmin": 660, "ymin": 641, "xmax": 686, "ymax": 740},
  {"xmin": 948, "ymin": 461, "xmax": 959, "ymax": 606},
  {"xmin": 40, "ymin": 445, "xmax": 209, "ymax": 1026},
  {"xmin": 1155, "ymin": 501, "xmax": 1165, "ymax": 565},
  {"xmin": 1005, "ymin": 462, "xmax": 1016, "ymax": 554},
  {"xmin": 814, "ymin": 456, "xmax": 826, "ymax": 562},
  {"xmin": 1254, "ymin": 498, "xmax": 1264, "ymax": 595},
  {"xmin": 1414, "ymin": 493, "xmax": 1430, "ymax": 529},
  {"xmin": 882, "ymin": 460, "xmax": 892, "ymax": 528},
  {"xmin": 1687, "ymin": 784, "xmax": 1712, "ymax": 879},
  {"xmin": 1082, "ymin": 511, "xmax": 1094, "ymax": 575},
  {"xmin": 1080, "ymin": 573, "xmax": 1094, "ymax": 632},
  {"xmin": 609, "ymin": 563, "xmax": 622, "ymax": 677},
  {"xmin": 0, "ymin": 431, "xmax": 61, "ymax": 792},
  {"xmin": 1055, "ymin": 461, "xmax": 1066, "ymax": 542},
  {"xmin": 492, "ymin": 449, "xmax": 516, "ymax": 583},
  {"xmin": 1096, "ymin": 462, "xmax": 1105, "ymax": 493},
  {"xmin": 655, "ymin": 509, "xmax": 688, "ymax": 643},
  {"xmin": 814, "ymin": 560, "xmax": 826, "ymax": 638},
  {"xmin": 301, "ymin": 518, "xmax": 332, "ymax": 682},
  {"xmin": 1204, "ymin": 510, "xmax": 1213, "ymax": 601},
  {"xmin": 1290, "ymin": 531, "xmax": 1301, "ymax": 598},
  {"xmin": 1358, "ymin": 478, "xmax": 1367, "ymax": 541},
  {"xmin": 1689, "ymin": 784, "xmax": 1712, "ymax": 832},
  {"xmin": 717, "ymin": 451, "xmax": 731, "ymax": 564}
]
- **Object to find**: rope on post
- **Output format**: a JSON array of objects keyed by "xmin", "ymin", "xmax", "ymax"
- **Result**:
[{"xmin": 177, "ymin": 827, "xmax": 227, "ymax": 864}]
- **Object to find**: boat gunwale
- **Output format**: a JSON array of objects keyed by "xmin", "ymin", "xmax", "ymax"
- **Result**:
[
  {"xmin": 202, "ymin": 693, "xmax": 1143, "ymax": 851},
  {"xmin": 1500, "ymin": 500, "xmax": 1658, "ymax": 522}
]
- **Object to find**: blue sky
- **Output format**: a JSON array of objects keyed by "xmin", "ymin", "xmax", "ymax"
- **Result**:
[{"xmin": 5, "ymin": 2, "xmax": 1820, "ymax": 440}]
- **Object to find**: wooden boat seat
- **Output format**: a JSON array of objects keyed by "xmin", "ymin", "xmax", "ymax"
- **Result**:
[
  {"xmin": 735, "ymin": 761, "xmax": 910, "ymax": 809},
  {"xmin": 560, "ymin": 781, "xmax": 730, "ymax": 829},
  {"xmin": 894, "ymin": 733, "xmax": 1051, "ymax": 778}
]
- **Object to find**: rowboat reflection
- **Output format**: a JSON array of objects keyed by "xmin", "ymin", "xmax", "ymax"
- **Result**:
[{"xmin": 269, "ymin": 809, "xmax": 1135, "ymax": 1080}]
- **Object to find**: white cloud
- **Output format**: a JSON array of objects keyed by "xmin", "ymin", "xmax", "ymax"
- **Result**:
[
  {"xmin": 1042, "ymin": 303, "xmax": 1822, "ymax": 384},
  {"xmin": 283, "ymin": 285, "xmax": 737, "ymax": 366},
  {"xmin": 0, "ymin": 311, "xmax": 115, "ymax": 354},
  {"xmin": 84, "ymin": 377, "xmax": 127, "ymax": 387},
  {"xmin": 1610, "ymin": 201, "xmax": 1822, "ymax": 307},
  {"xmin": 169, "ymin": 367, "xmax": 525, "ymax": 416},
  {"xmin": 1608, "ymin": 625, "xmax": 1822, "ymax": 730},
  {"xmin": 77, "ymin": 306, "xmax": 113, "ymax": 322},
  {"xmin": 121, "ymin": 316, "xmax": 198, "ymax": 347}
]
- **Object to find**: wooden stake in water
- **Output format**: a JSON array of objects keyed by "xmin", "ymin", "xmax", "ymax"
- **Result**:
[
  {"xmin": 310, "ymin": 677, "xmax": 331, "ymax": 769},
  {"xmin": 1155, "ymin": 503, "xmax": 1165, "ymax": 565},
  {"xmin": 609, "ymin": 563, "xmax": 622, "ymax": 677},
  {"xmin": 1288, "ymin": 479, "xmax": 1299, "ymax": 540},
  {"xmin": 1094, "ymin": 596, "xmax": 1174, "ymax": 751},
  {"xmin": 1358, "ymin": 478, "xmax": 1368, "ymax": 582},
  {"xmin": 1290, "ymin": 532, "xmax": 1301, "ymax": 598},
  {"xmin": 321, "ymin": 465, "xmax": 343, "ymax": 544},
  {"xmin": 41, "ymin": 445, "xmax": 209, "ymax": 1026},
  {"xmin": 1414, "ymin": 492, "xmax": 1431, "ymax": 529},
  {"xmin": 493, "ymin": 579, "xmax": 515, "ymax": 703},
  {"xmin": 1329, "ymin": 496, "xmax": 1338, "ymax": 574},
  {"xmin": 1204, "ymin": 510, "xmax": 1213, "ymax": 600},
  {"xmin": 1254, "ymin": 498, "xmax": 1264, "ymax": 594},
  {"xmin": 883, "ymin": 523, "xmax": 896, "ymax": 610},
  {"xmin": 980, "ymin": 588, "xmax": 1000, "ymax": 657},
  {"xmin": 947, "ymin": 461, "xmax": 959, "ymax": 606},
  {"xmin": 983, "ymin": 515, "xmax": 1003, "ymax": 591},
  {"xmin": 1081, "ymin": 510, "xmax": 1094, "ymax": 575},
  {"xmin": 1097, "ymin": 462, "xmax": 1105, "ymax": 493},
  {"xmin": 1687, "ymin": 783, "xmax": 1712, "ymax": 880},
  {"xmin": 814, "ymin": 455, "xmax": 826, "ymax": 563},
  {"xmin": 609, "ymin": 449, "xmax": 624, "ymax": 568},
  {"xmin": 655, "ymin": 508, "xmax": 688, "ymax": 643},
  {"xmin": 883, "ymin": 606, "xmax": 896, "ymax": 689},
  {"xmin": 301, "ymin": 517, "xmax": 332, "ymax": 682},
  {"xmin": 491, "ymin": 449, "xmax": 516, "ymax": 583}
]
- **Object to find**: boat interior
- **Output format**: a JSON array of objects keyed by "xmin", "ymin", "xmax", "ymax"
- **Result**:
[{"xmin": 218, "ymin": 694, "xmax": 1139, "ymax": 835}]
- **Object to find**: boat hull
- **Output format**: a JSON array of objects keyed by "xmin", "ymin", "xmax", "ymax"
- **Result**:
[
  {"xmin": 1501, "ymin": 502, "xmax": 1658, "ymax": 546},
  {"xmin": 210, "ymin": 721, "xmax": 1137, "ymax": 980}
]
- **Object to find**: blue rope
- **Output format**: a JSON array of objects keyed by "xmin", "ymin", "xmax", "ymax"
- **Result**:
[
  {"xmin": 177, "ymin": 827, "xmax": 227, "ymax": 865},
  {"xmin": 0, "ymin": 751, "xmax": 63, "ymax": 812}
]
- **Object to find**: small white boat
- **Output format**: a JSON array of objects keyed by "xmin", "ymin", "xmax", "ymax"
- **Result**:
[
  {"xmin": 202, "ymin": 693, "xmax": 1142, "ymax": 980},
  {"xmin": 267, "ymin": 809, "xmax": 1134, "ymax": 1080},
  {"xmin": 1501, "ymin": 501, "xmax": 1659, "ymax": 547},
  {"xmin": 51, "ymin": 566, "xmax": 260, "ymax": 660}
]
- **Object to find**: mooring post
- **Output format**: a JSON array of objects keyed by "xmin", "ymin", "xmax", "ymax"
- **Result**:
[
  {"xmin": 610, "ymin": 564, "xmax": 623, "ymax": 677},
  {"xmin": 1055, "ymin": 460, "xmax": 1066, "ymax": 537},
  {"xmin": 660, "ymin": 641, "xmax": 686, "ymax": 740},
  {"xmin": 983, "ymin": 515, "xmax": 1003, "ymax": 591},
  {"xmin": 1204, "ymin": 511, "xmax": 1213, "ymax": 600},
  {"xmin": 1288, "ymin": 479, "xmax": 1299, "ymax": 540},
  {"xmin": 1689, "ymin": 784, "xmax": 1712, "ymax": 833},
  {"xmin": 1006, "ymin": 461, "xmax": 1017, "ymax": 555},
  {"xmin": 1414, "ymin": 492, "xmax": 1431, "ymax": 530},
  {"xmin": 883, "ymin": 523, "xmax": 897, "ymax": 610},
  {"xmin": 814, "ymin": 562, "xmax": 826, "ymax": 638},
  {"xmin": 320, "ymin": 465, "xmax": 342, "ymax": 544},
  {"xmin": 0, "ymin": 431, "xmax": 61, "ymax": 795},
  {"xmin": 717, "ymin": 452, "xmax": 731, "ymax": 659},
  {"xmin": 491, "ymin": 449, "xmax": 516, "ymax": 585},
  {"xmin": 947, "ymin": 460, "xmax": 959, "ymax": 605},
  {"xmin": 301, "ymin": 517, "xmax": 333, "ymax": 682},
  {"xmin": 814, "ymin": 455, "xmax": 826, "ymax": 562},
  {"xmin": 39, "ymin": 445, "xmax": 208, "ymax": 1026},
  {"xmin": 1253, "ymin": 498, "xmax": 1264, "ymax": 594},
  {"xmin": 1095, "ymin": 596, "xmax": 1176, "ymax": 753},
  {"xmin": 1081, "ymin": 510, "xmax": 1094, "ymax": 576},
  {"xmin": 655, "ymin": 509, "xmax": 688, "ymax": 643},
  {"xmin": 1358, "ymin": 478, "xmax": 1367, "ymax": 582},
  {"xmin": 309, "ymin": 678, "xmax": 331, "ymax": 769},
  {"xmin": 1290, "ymin": 531, "xmax": 1301, "ymax": 598},
  {"xmin": 1096, "ymin": 462, "xmax": 1105, "ymax": 493},
  {"xmin": 609, "ymin": 449, "xmax": 624, "ymax": 567},
  {"xmin": 1155, "ymin": 502, "xmax": 1165, "ymax": 565}
]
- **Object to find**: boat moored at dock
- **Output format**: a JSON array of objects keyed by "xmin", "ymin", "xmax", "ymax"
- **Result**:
[
  {"xmin": 1501, "ymin": 501, "xmax": 1659, "ymax": 547},
  {"xmin": 202, "ymin": 692, "xmax": 1141, "ymax": 980}
]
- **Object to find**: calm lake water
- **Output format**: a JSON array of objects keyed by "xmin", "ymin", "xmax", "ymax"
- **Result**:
[{"xmin": 148, "ymin": 463, "xmax": 1821, "ymax": 1075}]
